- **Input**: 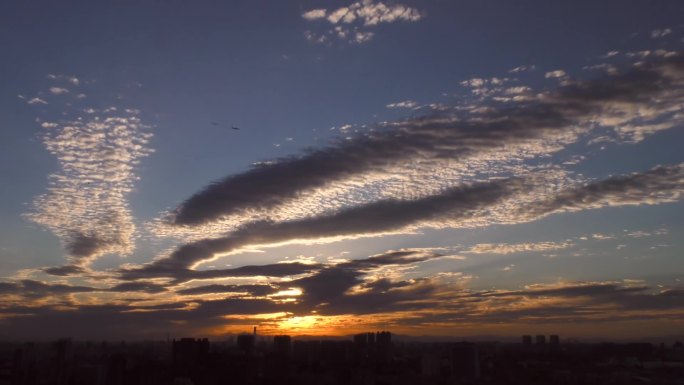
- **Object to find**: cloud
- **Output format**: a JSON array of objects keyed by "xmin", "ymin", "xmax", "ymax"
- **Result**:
[
  {"xmin": 108, "ymin": 281, "xmax": 168, "ymax": 294},
  {"xmin": 285, "ymin": 248, "xmax": 450, "ymax": 307},
  {"xmin": 352, "ymin": 31, "xmax": 374, "ymax": 44},
  {"xmin": 302, "ymin": 9, "xmax": 326, "ymax": 20},
  {"xmin": 465, "ymin": 241, "xmax": 573, "ymax": 255},
  {"xmin": 176, "ymin": 284, "xmax": 277, "ymax": 296},
  {"xmin": 165, "ymin": 54, "xmax": 684, "ymax": 233},
  {"xmin": 508, "ymin": 65, "xmax": 536, "ymax": 73},
  {"xmin": 47, "ymin": 73, "xmax": 80, "ymax": 85},
  {"xmin": 651, "ymin": 28, "xmax": 672, "ymax": 39},
  {"xmin": 504, "ymin": 86, "xmax": 531, "ymax": 95},
  {"xmin": 0, "ymin": 279, "xmax": 96, "ymax": 299},
  {"xmin": 121, "ymin": 261, "xmax": 322, "ymax": 283},
  {"xmin": 545, "ymin": 70, "xmax": 567, "ymax": 78},
  {"xmin": 27, "ymin": 97, "xmax": 47, "ymax": 105},
  {"xmin": 0, "ymin": 279, "xmax": 166, "ymax": 300},
  {"xmin": 127, "ymin": 179, "xmax": 519, "ymax": 279},
  {"xmin": 1, "ymin": 262, "xmax": 683, "ymax": 339},
  {"xmin": 25, "ymin": 95, "xmax": 154, "ymax": 267},
  {"xmin": 49, "ymin": 87, "xmax": 69, "ymax": 95},
  {"xmin": 301, "ymin": 0, "xmax": 423, "ymax": 44},
  {"xmin": 304, "ymin": 30, "xmax": 327, "ymax": 44},
  {"xmin": 386, "ymin": 100, "xmax": 417, "ymax": 109},
  {"xmin": 517, "ymin": 163, "xmax": 684, "ymax": 220},
  {"xmin": 303, "ymin": 1, "xmax": 422, "ymax": 26},
  {"xmin": 327, "ymin": 7, "xmax": 351, "ymax": 24},
  {"xmin": 625, "ymin": 227, "xmax": 668, "ymax": 238},
  {"xmin": 341, "ymin": 248, "xmax": 448, "ymax": 269},
  {"xmin": 42, "ymin": 265, "xmax": 86, "ymax": 276},
  {"xmin": 138, "ymin": 159, "xmax": 684, "ymax": 284},
  {"xmin": 14, "ymin": 53, "xmax": 683, "ymax": 338}
]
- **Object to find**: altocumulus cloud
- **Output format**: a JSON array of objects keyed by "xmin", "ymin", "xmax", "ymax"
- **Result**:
[
  {"xmin": 24, "ymin": 78, "xmax": 153, "ymax": 271},
  {"xmin": 165, "ymin": 53, "xmax": 684, "ymax": 234},
  {"xmin": 123, "ymin": 54, "xmax": 684, "ymax": 283},
  {"xmin": 8, "ymin": 49, "xmax": 684, "ymax": 339},
  {"xmin": 130, "ymin": 162, "xmax": 684, "ymax": 281},
  {"xmin": 302, "ymin": 0, "xmax": 423, "ymax": 44}
]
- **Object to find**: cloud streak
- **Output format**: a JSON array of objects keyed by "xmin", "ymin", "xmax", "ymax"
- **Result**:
[
  {"xmin": 131, "ymin": 159, "xmax": 684, "ymax": 282},
  {"xmin": 129, "ymin": 179, "xmax": 517, "ymax": 279},
  {"xmin": 167, "ymin": 54, "xmax": 684, "ymax": 234},
  {"xmin": 517, "ymin": 163, "xmax": 684, "ymax": 220}
]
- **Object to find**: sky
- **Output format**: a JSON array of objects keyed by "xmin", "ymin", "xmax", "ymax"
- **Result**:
[{"xmin": 0, "ymin": 0, "xmax": 683, "ymax": 341}]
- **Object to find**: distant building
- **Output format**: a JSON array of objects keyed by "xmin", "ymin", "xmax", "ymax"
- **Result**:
[
  {"xmin": 172, "ymin": 338, "xmax": 209, "ymax": 372},
  {"xmin": 353, "ymin": 331, "xmax": 392, "ymax": 363},
  {"xmin": 376, "ymin": 331, "xmax": 392, "ymax": 364},
  {"xmin": 273, "ymin": 335, "xmax": 291, "ymax": 358},
  {"xmin": 522, "ymin": 335, "xmax": 532, "ymax": 347},
  {"xmin": 52, "ymin": 338, "xmax": 74, "ymax": 385},
  {"xmin": 376, "ymin": 331, "xmax": 391, "ymax": 345},
  {"xmin": 353, "ymin": 333, "xmax": 368, "ymax": 347},
  {"xmin": 105, "ymin": 353, "xmax": 126, "ymax": 385},
  {"xmin": 536, "ymin": 335, "xmax": 546, "ymax": 346},
  {"xmin": 549, "ymin": 335, "xmax": 560, "ymax": 348},
  {"xmin": 452, "ymin": 342, "xmax": 480, "ymax": 380},
  {"xmin": 237, "ymin": 334, "xmax": 255, "ymax": 353},
  {"xmin": 293, "ymin": 340, "xmax": 320, "ymax": 366}
]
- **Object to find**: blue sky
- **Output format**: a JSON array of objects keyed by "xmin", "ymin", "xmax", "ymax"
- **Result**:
[{"xmin": 0, "ymin": 0, "xmax": 683, "ymax": 340}]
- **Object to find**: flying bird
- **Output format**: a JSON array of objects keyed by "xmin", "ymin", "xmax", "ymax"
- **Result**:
[{"xmin": 210, "ymin": 121, "xmax": 240, "ymax": 130}]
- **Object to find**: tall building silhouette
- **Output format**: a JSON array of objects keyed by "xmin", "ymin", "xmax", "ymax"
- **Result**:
[
  {"xmin": 172, "ymin": 338, "xmax": 209, "ymax": 375},
  {"xmin": 273, "ymin": 335, "xmax": 291, "ymax": 359},
  {"xmin": 522, "ymin": 335, "xmax": 532, "ymax": 348}
]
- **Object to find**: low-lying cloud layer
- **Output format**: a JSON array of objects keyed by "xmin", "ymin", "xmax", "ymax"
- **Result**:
[{"xmin": 1, "ymin": 259, "xmax": 682, "ymax": 339}]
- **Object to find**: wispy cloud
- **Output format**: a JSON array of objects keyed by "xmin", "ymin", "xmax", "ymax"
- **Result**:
[
  {"xmin": 545, "ymin": 69, "xmax": 567, "ymax": 78},
  {"xmin": 508, "ymin": 64, "xmax": 536, "ymax": 73},
  {"xmin": 517, "ymin": 163, "xmax": 684, "ymax": 220},
  {"xmin": 47, "ymin": 73, "xmax": 80, "ymax": 85},
  {"xmin": 386, "ymin": 100, "xmax": 417, "ymax": 109},
  {"xmin": 49, "ymin": 87, "xmax": 69, "ymax": 95},
  {"xmin": 27, "ymin": 97, "xmax": 48, "ymax": 105},
  {"xmin": 651, "ymin": 28, "xmax": 672, "ymax": 39},
  {"xmin": 465, "ymin": 241, "xmax": 573, "ymax": 255}
]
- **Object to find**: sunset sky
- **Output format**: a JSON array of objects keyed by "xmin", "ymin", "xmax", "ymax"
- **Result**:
[{"xmin": 1, "ymin": 0, "xmax": 683, "ymax": 341}]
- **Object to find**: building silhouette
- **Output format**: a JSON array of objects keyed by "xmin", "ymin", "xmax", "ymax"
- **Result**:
[
  {"xmin": 272, "ymin": 335, "xmax": 291, "ymax": 359},
  {"xmin": 522, "ymin": 335, "xmax": 532, "ymax": 348}
]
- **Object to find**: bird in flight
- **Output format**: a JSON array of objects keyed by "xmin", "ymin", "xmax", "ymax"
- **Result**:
[{"xmin": 210, "ymin": 121, "xmax": 241, "ymax": 130}]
